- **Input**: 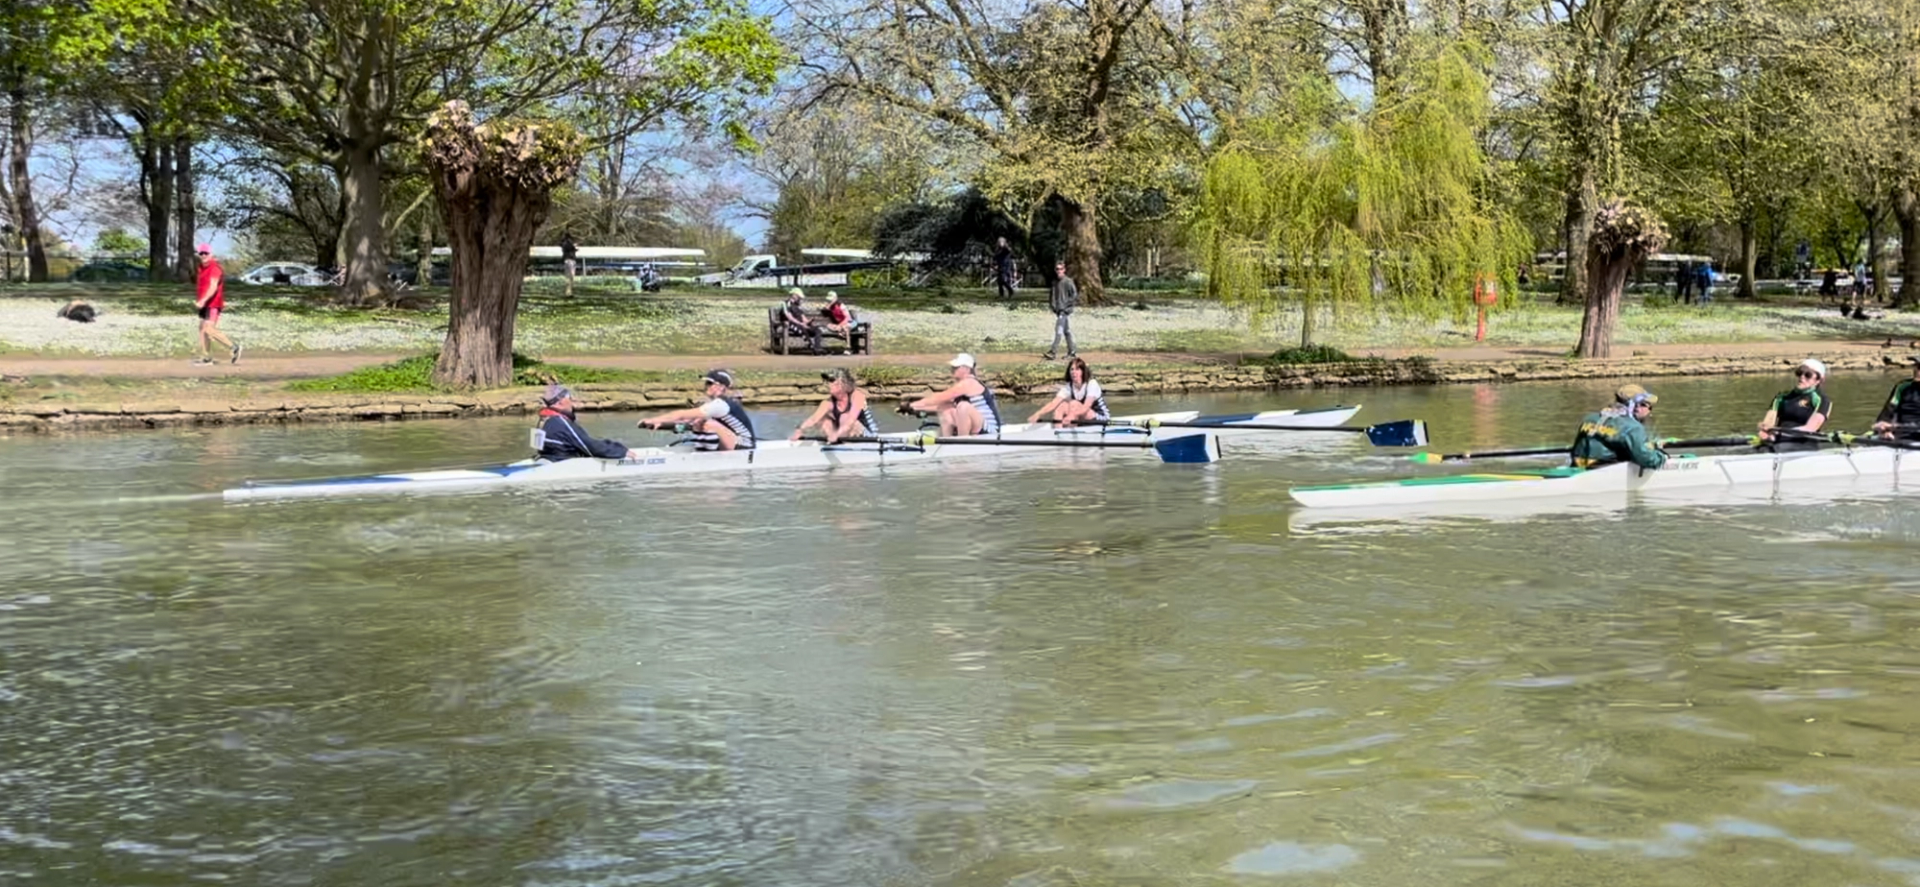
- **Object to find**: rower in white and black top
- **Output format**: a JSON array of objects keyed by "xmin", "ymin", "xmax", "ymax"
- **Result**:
[
  {"xmin": 534, "ymin": 384, "xmax": 637, "ymax": 461},
  {"xmin": 639, "ymin": 369, "xmax": 758, "ymax": 451},
  {"xmin": 1027, "ymin": 356, "xmax": 1110, "ymax": 427},
  {"xmin": 908, "ymin": 353, "xmax": 1001, "ymax": 436},
  {"xmin": 791, "ymin": 367, "xmax": 879, "ymax": 443}
]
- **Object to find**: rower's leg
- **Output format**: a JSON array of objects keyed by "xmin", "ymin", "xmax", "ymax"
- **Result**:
[
  {"xmin": 952, "ymin": 402, "xmax": 984, "ymax": 436},
  {"xmin": 1057, "ymin": 401, "xmax": 1091, "ymax": 426},
  {"xmin": 709, "ymin": 423, "xmax": 740, "ymax": 451}
]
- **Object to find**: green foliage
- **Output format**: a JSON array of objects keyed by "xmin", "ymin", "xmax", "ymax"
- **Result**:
[
  {"xmin": 1260, "ymin": 344, "xmax": 1354, "ymax": 364},
  {"xmin": 1194, "ymin": 44, "xmax": 1531, "ymax": 345},
  {"xmin": 92, "ymin": 228, "xmax": 147, "ymax": 255},
  {"xmin": 286, "ymin": 352, "xmax": 669, "ymax": 393},
  {"xmin": 286, "ymin": 355, "xmax": 443, "ymax": 393}
]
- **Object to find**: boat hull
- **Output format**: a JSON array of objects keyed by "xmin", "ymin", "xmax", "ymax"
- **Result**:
[
  {"xmin": 1289, "ymin": 446, "xmax": 1919, "ymax": 510},
  {"xmin": 225, "ymin": 406, "xmax": 1359, "ymax": 501}
]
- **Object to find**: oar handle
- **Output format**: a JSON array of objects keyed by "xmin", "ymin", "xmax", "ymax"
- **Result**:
[
  {"xmin": 1777, "ymin": 428, "xmax": 1920, "ymax": 450},
  {"xmin": 1101, "ymin": 419, "xmax": 1373, "ymax": 433},
  {"xmin": 837, "ymin": 434, "xmax": 1157, "ymax": 449}
]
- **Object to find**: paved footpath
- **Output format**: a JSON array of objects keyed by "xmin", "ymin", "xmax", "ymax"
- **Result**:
[{"xmin": 1, "ymin": 338, "xmax": 1914, "ymax": 381}]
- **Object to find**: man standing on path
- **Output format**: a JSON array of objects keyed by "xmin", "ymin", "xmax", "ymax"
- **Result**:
[
  {"xmin": 192, "ymin": 244, "xmax": 241, "ymax": 366},
  {"xmin": 994, "ymin": 237, "xmax": 1016, "ymax": 300},
  {"xmin": 560, "ymin": 231, "xmax": 578, "ymax": 296},
  {"xmin": 1044, "ymin": 260, "xmax": 1078, "ymax": 361}
]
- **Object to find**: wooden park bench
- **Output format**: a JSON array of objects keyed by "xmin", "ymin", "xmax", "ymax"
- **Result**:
[{"xmin": 767, "ymin": 305, "xmax": 873, "ymax": 355}]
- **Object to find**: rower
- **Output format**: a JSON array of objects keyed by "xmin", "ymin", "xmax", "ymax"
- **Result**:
[
  {"xmin": 1569, "ymin": 383, "xmax": 1667, "ymax": 469},
  {"xmin": 639, "ymin": 369, "xmax": 757, "ymax": 451},
  {"xmin": 534, "ymin": 384, "xmax": 637, "ymax": 461},
  {"xmin": 1872, "ymin": 356, "xmax": 1920, "ymax": 440},
  {"xmin": 908, "ymin": 353, "xmax": 1001, "ymax": 436},
  {"xmin": 791, "ymin": 367, "xmax": 879, "ymax": 444},
  {"xmin": 1027, "ymin": 356, "xmax": 1110, "ymax": 427},
  {"xmin": 1758, "ymin": 358, "xmax": 1831, "ymax": 449}
]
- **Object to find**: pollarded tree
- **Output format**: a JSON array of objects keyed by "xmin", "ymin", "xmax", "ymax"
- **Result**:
[
  {"xmin": 205, "ymin": 0, "xmax": 782, "ymax": 306},
  {"xmin": 422, "ymin": 102, "xmax": 585, "ymax": 389},
  {"xmin": 1576, "ymin": 198, "xmax": 1666, "ymax": 357},
  {"xmin": 1193, "ymin": 45, "xmax": 1530, "ymax": 347}
]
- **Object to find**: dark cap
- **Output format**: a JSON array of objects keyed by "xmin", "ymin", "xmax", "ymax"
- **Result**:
[
  {"xmin": 540, "ymin": 383, "xmax": 573, "ymax": 405},
  {"xmin": 1908, "ymin": 356, "xmax": 1920, "ymax": 367},
  {"xmin": 703, "ymin": 369, "xmax": 734, "ymax": 388},
  {"xmin": 821, "ymin": 367, "xmax": 855, "ymax": 385}
]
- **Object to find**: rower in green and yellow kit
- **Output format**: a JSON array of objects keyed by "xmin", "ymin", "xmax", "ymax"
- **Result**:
[{"xmin": 1569, "ymin": 383, "xmax": 1668, "ymax": 470}]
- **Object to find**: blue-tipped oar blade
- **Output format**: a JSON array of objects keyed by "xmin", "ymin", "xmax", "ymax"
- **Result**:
[
  {"xmin": 1365, "ymin": 419, "xmax": 1428, "ymax": 448},
  {"xmin": 1154, "ymin": 432, "xmax": 1221, "ymax": 464}
]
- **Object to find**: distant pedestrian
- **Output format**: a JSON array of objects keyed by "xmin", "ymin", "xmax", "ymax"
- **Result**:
[
  {"xmin": 1694, "ymin": 260, "xmax": 1713, "ymax": 305},
  {"xmin": 1677, "ymin": 261, "xmax": 1694, "ymax": 303},
  {"xmin": 1044, "ymin": 260, "xmax": 1078, "ymax": 361},
  {"xmin": 994, "ymin": 237, "xmax": 1016, "ymax": 300},
  {"xmin": 560, "ymin": 231, "xmax": 578, "ymax": 296},
  {"xmin": 1819, "ymin": 268, "xmax": 1839, "ymax": 303},
  {"xmin": 192, "ymin": 243, "xmax": 241, "ymax": 365}
]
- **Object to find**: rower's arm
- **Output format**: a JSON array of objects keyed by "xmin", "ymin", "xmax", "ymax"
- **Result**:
[
  {"xmin": 1623, "ymin": 423, "xmax": 1668, "ymax": 469},
  {"xmin": 1028, "ymin": 396, "xmax": 1065, "ymax": 423},
  {"xmin": 552, "ymin": 415, "xmax": 632, "ymax": 460},
  {"xmin": 791, "ymin": 400, "xmax": 833, "ymax": 438},
  {"xmin": 643, "ymin": 406, "xmax": 707, "ymax": 427},
  {"xmin": 1877, "ymin": 384, "xmax": 1903, "ymax": 425},
  {"xmin": 909, "ymin": 383, "xmax": 967, "ymax": 411}
]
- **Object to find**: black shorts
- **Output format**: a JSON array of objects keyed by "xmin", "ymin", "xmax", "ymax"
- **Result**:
[{"xmin": 197, "ymin": 304, "xmax": 221, "ymax": 321}]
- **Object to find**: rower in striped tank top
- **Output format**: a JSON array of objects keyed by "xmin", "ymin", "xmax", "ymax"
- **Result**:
[
  {"xmin": 1027, "ymin": 356, "xmax": 1110, "ymax": 426},
  {"xmin": 908, "ymin": 353, "xmax": 1001, "ymax": 436},
  {"xmin": 637, "ymin": 368, "xmax": 758, "ymax": 451},
  {"xmin": 791, "ymin": 367, "xmax": 880, "ymax": 443}
]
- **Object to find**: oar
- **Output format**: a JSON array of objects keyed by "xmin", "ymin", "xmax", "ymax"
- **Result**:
[
  {"xmin": 1409, "ymin": 435, "xmax": 1757, "ymax": 464},
  {"xmin": 1093, "ymin": 417, "xmax": 1430, "ymax": 448},
  {"xmin": 831, "ymin": 432, "xmax": 1223, "ymax": 464},
  {"xmin": 1776, "ymin": 428, "xmax": 1920, "ymax": 451}
]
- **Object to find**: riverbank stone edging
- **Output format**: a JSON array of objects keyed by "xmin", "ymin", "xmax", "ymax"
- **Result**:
[{"xmin": 4, "ymin": 351, "xmax": 1914, "ymax": 434}]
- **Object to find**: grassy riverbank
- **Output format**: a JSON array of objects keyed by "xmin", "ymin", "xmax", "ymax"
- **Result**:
[{"xmin": 4, "ymin": 280, "xmax": 1919, "ymax": 364}]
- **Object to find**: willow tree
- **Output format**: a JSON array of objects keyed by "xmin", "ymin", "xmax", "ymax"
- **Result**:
[
  {"xmin": 1194, "ymin": 46, "xmax": 1529, "ymax": 348},
  {"xmin": 423, "ymin": 102, "xmax": 585, "ymax": 389}
]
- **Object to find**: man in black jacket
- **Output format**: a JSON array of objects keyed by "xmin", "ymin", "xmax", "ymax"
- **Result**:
[{"xmin": 535, "ymin": 384, "xmax": 636, "ymax": 461}]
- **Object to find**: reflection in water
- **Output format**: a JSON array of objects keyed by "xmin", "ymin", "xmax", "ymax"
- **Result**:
[{"xmin": 2, "ymin": 373, "xmax": 1919, "ymax": 885}]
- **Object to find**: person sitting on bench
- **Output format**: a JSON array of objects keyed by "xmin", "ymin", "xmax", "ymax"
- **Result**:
[
  {"xmin": 781, "ymin": 289, "xmax": 824, "ymax": 355},
  {"xmin": 820, "ymin": 291, "xmax": 853, "ymax": 339}
]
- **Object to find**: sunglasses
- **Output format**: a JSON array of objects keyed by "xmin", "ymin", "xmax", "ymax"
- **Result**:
[{"xmin": 1796, "ymin": 370, "xmax": 1819, "ymax": 379}]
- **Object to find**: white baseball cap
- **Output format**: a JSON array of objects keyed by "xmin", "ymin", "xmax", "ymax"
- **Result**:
[
  {"xmin": 1798, "ymin": 358, "xmax": 1827, "ymax": 379},
  {"xmin": 949, "ymin": 353, "xmax": 976, "ymax": 368}
]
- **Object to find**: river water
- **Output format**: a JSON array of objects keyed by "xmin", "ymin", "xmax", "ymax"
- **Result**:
[{"xmin": 4, "ymin": 372, "xmax": 1919, "ymax": 886}]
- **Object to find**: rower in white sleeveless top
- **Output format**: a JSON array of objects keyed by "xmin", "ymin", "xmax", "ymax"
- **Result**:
[
  {"xmin": 638, "ymin": 368, "xmax": 758, "ymax": 451},
  {"xmin": 1027, "ymin": 356, "xmax": 1110, "ymax": 427},
  {"xmin": 908, "ymin": 353, "xmax": 1001, "ymax": 436}
]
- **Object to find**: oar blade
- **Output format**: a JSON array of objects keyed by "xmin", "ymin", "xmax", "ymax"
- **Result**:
[
  {"xmin": 1154, "ymin": 432, "xmax": 1222, "ymax": 464},
  {"xmin": 1366, "ymin": 419, "xmax": 1428, "ymax": 448}
]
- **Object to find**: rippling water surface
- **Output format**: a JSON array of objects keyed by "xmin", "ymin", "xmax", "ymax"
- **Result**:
[{"xmin": 4, "ymin": 372, "xmax": 1920, "ymax": 885}]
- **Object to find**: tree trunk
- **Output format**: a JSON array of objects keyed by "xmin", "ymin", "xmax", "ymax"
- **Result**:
[
  {"xmin": 1299, "ymin": 294, "xmax": 1317, "ymax": 348},
  {"xmin": 8, "ymin": 87, "xmax": 49, "ymax": 283},
  {"xmin": 145, "ymin": 137, "xmax": 174, "ymax": 281},
  {"xmin": 339, "ymin": 142, "xmax": 388, "ymax": 306},
  {"xmin": 423, "ymin": 105, "xmax": 579, "ymax": 389},
  {"xmin": 1895, "ymin": 190, "xmax": 1920, "ymax": 309},
  {"xmin": 1559, "ymin": 166, "xmax": 1596, "ymax": 308},
  {"xmin": 1060, "ymin": 198, "xmax": 1106, "ymax": 306},
  {"xmin": 433, "ymin": 192, "xmax": 549, "ymax": 387},
  {"xmin": 1576, "ymin": 249, "xmax": 1633, "ymax": 358},
  {"xmin": 1737, "ymin": 218, "xmax": 1757, "ymax": 299},
  {"xmin": 173, "ymin": 136, "xmax": 196, "ymax": 282}
]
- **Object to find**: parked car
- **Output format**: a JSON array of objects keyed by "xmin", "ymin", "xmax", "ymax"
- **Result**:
[
  {"xmin": 72, "ymin": 261, "xmax": 147, "ymax": 282},
  {"xmin": 239, "ymin": 263, "xmax": 327, "ymax": 286}
]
